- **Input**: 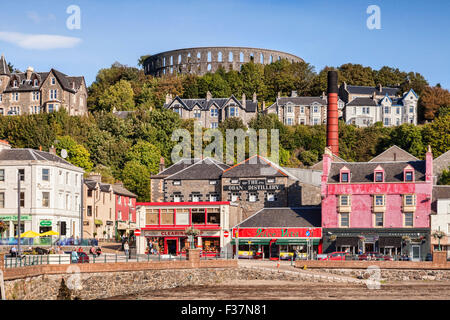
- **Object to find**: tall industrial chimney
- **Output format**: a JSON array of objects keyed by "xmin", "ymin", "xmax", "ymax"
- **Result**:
[{"xmin": 326, "ymin": 71, "xmax": 339, "ymax": 155}]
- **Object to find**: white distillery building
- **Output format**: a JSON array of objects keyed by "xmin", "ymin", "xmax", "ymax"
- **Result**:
[{"xmin": 0, "ymin": 140, "xmax": 84, "ymax": 239}]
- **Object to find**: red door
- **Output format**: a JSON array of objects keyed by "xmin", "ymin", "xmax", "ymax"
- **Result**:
[{"xmin": 165, "ymin": 237, "xmax": 178, "ymax": 255}]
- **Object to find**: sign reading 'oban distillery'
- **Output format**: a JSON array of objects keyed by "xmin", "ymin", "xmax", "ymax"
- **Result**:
[{"xmin": 224, "ymin": 179, "xmax": 284, "ymax": 191}]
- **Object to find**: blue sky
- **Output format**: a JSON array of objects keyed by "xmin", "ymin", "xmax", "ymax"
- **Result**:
[{"xmin": 1, "ymin": 0, "xmax": 449, "ymax": 88}]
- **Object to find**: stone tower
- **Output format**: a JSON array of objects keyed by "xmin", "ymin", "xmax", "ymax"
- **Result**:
[{"xmin": 0, "ymin": 54, "xmax": 11, "ymax": 92}]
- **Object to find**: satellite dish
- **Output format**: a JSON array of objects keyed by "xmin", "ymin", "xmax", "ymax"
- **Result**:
[{"xmin": 61, "ymin": 149, "xmax": 68, "ymax": 159}]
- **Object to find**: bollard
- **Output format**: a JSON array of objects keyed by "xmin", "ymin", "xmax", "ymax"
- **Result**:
[
  {"xmin": 147, "ymin": 254, "xmax": 149, "ymax": 262},
  {"xmin": 137, "ymin": 254, "xmax": 139, "ymax": 263},
  {"xmin": 104, "ymin": 254, "xmax": 106, "ymax": 264},
  {"xmin": 115, "ymin": 254, "xmax": 117, "ymax": 263}
]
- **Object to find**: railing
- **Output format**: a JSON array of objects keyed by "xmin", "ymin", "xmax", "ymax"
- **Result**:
[
  {"xmin": 3, "ymin": 251, "xmax": 236, "ymax": 268},
  {"xmin": 0, "ymin": 237, "xmax": 99, "ymax": 246}
]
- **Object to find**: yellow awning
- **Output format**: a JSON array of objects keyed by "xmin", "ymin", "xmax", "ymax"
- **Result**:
[
  {"xmin": 40, "ymin": 230, "xmax": 59, "ymax": 236},
  {"xmin": 20, "ymin": 230, "xmax": 40, "ymax": 238}
]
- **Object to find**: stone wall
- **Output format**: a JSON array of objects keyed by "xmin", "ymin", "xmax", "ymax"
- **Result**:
[
  {"xmin": 144, "ymin": 47, "xmax": 303, "ymax": 76},
  {"xmin": 295, "ymin": 260, "xmax": 450, "ymax": 270},
  {"xmin": 3, "ymin": 264, "xmax": 328, "ymax": 300},
  {"xmin": 307, "ymin": 268, "xmax": 450, "ymax": 282}
]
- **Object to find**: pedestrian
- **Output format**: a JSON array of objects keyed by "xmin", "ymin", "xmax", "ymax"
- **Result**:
[
  {"xmin": 96, "ymin": 246, "xmax": 102, "ymax": 257},
  {"xmin": 124, "ymin": 241, "xmax": 129, "ymax": 258},
  {"xmin": 71, "ymin": 250, "xmax": 78, "ymax": 263},
  {"xmin": 10, "ymin": 246, "xmax": 17, "ymax": 257}
]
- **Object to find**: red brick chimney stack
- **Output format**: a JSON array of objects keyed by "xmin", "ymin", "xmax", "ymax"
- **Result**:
[{"xmin": 326, "ymin": 71, "xmax": 339, "ymax": 155}]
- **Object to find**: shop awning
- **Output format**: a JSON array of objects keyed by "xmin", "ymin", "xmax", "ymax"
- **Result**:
[
  {"xmin": 336, "ymin": 237, "xmax": 359, "ymax": 247},
  {"xmin": 231, "ymin": 239, "xmax": 271, "ymax": 245},
  {"xmin": 379, "ymin": 237, "xmax": 402, "ymax": 248},
  {"xmin": 276, "ymin": 239, "xmax": 320, "ymax": 245},
  {"xmin": 94, "ymin": 219, "xmax": 103, "ymax": 226}
]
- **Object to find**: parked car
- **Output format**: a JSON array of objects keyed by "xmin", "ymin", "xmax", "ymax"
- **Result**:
[
  {"xmin": 358, "ymin": 252, "xmax": 392, "ymax": 261},
  {"xmin": 320, "ymin": 252, "xmax": 351, "ymax": 261}
]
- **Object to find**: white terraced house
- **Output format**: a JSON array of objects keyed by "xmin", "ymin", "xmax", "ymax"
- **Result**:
[
  {"xmin": 0, "ymin": 140, "xmax": 84, "ymax": 240},
  {"xmin": 339, "ymin": 83, "xmax": 418, "ymax": 127}
]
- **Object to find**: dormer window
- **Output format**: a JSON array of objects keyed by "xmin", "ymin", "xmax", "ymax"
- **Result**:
[
  {"xmin": 51, "ymin": 77, "xmax": 56, "ymax": 85},
  {"xmin": 341, "ymin": 172, "xmax": 349, "ymax": 183},
  {"xmin": 340, "ymin": 166, "xmax": 350, "ymax": 183},
  {"xmin": 13, "ymin": 80, "xmax": 17, "ymax": 87},
  {"xmin": 403, "ymin": 166, "xmax": 414, "ymax": 182},
  {"xmin": 374, "ymin": 165, "xmax": 384, "ymax": 182},
  {"xmin": 33, "ymin": 79, "xmax": 39, "ymax": 87},
  {"xmin": 375, "ymin": 172, "xmax": 383, "ymax": 182},
  {"xmin": 193, "ymin": 109, "xmax": 201, "ymax": 119}
]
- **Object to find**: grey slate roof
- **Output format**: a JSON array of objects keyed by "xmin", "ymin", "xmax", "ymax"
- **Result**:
[
  {"xmin": 84, "ymin": 179, "xmax": 113, "ymax": 192},
  {"xmin": 346, "ymin": 97, "xmax": 378, "ymax": 107},
  {"xmin": 369, "ymin": 145, "xmax": 419, "ymax": 162},
  {"xmin": 166, "ymin": 158, "xmax": 229, "ymax": 180},
  {"xmin": 346, "ymin": 85, "xmax": 399, "ymax": 96},
  {"xmin": 328, "ymin": 161, "xmax": 426, "ymax": 183},
  {"xmin": 276, "ymin": 97, "xmax": 326, "ymax": 106},
  {"xmin": 165, "ymin": 95, "xmax": 258, "ymax": 113},
  {"xmin": 0, "ymin": 148, "xmax": 78, "ymax": 168},
  {"xmin": 431, "ymin": 186, "xmax": 450, "ymax": 214},
  {"xmin": 236, "ymin": 206, "xmax": 321, "ymax": 228},
  {"xmin": 151, "ymin": 158, "xmax": 202, "ymax": 178},
  {"xmin": 112, "ymin": 184, "xmax": 137, "ymax": 198},
  {"xmin": 222, "ymin": 155, "xmax": 288, "ymax": 178},
  {"xmin": 3, "ymin": 67, "xmax": 83, "ymax": 94}
]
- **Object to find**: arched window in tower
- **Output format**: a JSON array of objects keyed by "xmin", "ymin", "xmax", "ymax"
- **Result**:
[
  {"xmin": 197, "ymin": 52, "xmax": 201, "ymax": 61},
  {"xmin": 239, "ymin": 52, "xmax": 244, "ymax": 62},
  {"xmin": 218, "ymin": 52, "xmax": 223, "ymax": 62},
  {"xmin": 170, "ymin": 56, "xmax": 173, "ymax": 65},
  {"xmin": 270, "ymin": 55, "xmax": 273, "ymax": 63},
  {"xmin": 207, "ymin": 51, "xmax": 212, "ymax": 62},
  {"xmin": 207, "ymin": 64, "xmax": 212, "ymax": 71},
  {"xmin": 260, "ymin": 53, "xmax": 264, "ymax": 63},
  {"xmin": 249, "ymin": 53, "xmax": 254, "ymax": 62},
  {"xmin": 178, "ymin": 55, "xmax": 181, "ymax": 64},
  {"xmin": 228, "ymin": 52, "xmax": 233, "ymax": 62}
]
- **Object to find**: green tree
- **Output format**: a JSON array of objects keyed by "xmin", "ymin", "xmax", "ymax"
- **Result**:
[
  {"xmin": 438, "ymin": 167, "xmax": 450, "ymax": 185},
  {"xmin": 121, "ymin": 160, "xmax": 151, "ymax": 202},
  {"xmin": 338, "ymin": 63, "xmax": 375, "ymax": 86},
  {"xmin": 55, "ymin": 135, "xmax": 93, "ymax": 171},
  {"xmin": 240, "ymin": 61, "xmax": 266, "ymax": 98},
  {"xmin": 98, "ymin": 80, "xmax": 135, "ymax": 112},
  {"xmin": 374, "ymin": 66, "xmax": 406, "ymax": 87},
  {"xmin": 422, "ymin": 115, "xmax": 450, "ymax": 157},
  {"xmin": 400, "ymin": 72, "xmax": 429, "ymax": 96},
  {"xmin": 125, "ymin": 140, "xmax": 161, "ymax": 174}
]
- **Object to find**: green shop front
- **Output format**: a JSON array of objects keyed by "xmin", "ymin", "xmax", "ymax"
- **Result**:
[{"xmin": 231, "ymin": 207, "xmax": 322, "ymax": 260}]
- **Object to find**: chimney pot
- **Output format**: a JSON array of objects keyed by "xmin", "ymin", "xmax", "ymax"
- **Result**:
[
  {"xmin": 206, "ymin": 91, "xmax": 212, "ymax": 101},
  {"xmin": 252, "ymin": 92, "xmax": 257, "ymax": 103},
  {"xmin": 165, "ymin": 93, "xmax": 173, "ymax": 104},
  {"xmin": 291, "ymin": 91, "xmax": 298, "ymax": 97},
  {"xmin": 49, "ymin": 145, "xmax": 56, "ymax": 155}
]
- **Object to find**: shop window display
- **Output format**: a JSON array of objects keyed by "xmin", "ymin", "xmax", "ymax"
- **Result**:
[
  {"xmin": 161, "ymin": 209, "xmax": 174, "ymax": 224},
  {"xmin": 146, "ymin": 209, "xmax": 159, "ymax": 225},
  {"xmin": 207, "ymin": 208, "xmax": 220, "ymax": 224},
  {"xmin": 203, "ymin": 237, "xmax": 220, "ymax": 253},
  {"xmin": 192, "ymin": 208, "xmax": 205, "ymax": 224}
]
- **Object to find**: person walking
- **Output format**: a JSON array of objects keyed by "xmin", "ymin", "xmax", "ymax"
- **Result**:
[{"xmin": 124, "ymin": 241, "xmax": 129, "ymax": 259}]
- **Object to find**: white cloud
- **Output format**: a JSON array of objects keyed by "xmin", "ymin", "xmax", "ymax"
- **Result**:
[{"xmin": 0, "ymin": 32, "xmax": 81, "ymax": 50}]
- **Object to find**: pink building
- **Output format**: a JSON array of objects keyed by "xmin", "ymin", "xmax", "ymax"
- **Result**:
[
  {"xmin": 321, "ymin": 146, "xmax": 433, "ymax": 261},
  {"xmin": 112, "ymin": 183, "xmax": 137, "ymax": 237}
]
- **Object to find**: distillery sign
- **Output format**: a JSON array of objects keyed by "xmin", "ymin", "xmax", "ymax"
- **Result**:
[
  {"xmin": 232, "ymin": 228, "xmax": 322, "ymax": 238},
  {"xmin": 224, "ymin": 179, "xmax": 284, "ymax": 191}
]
